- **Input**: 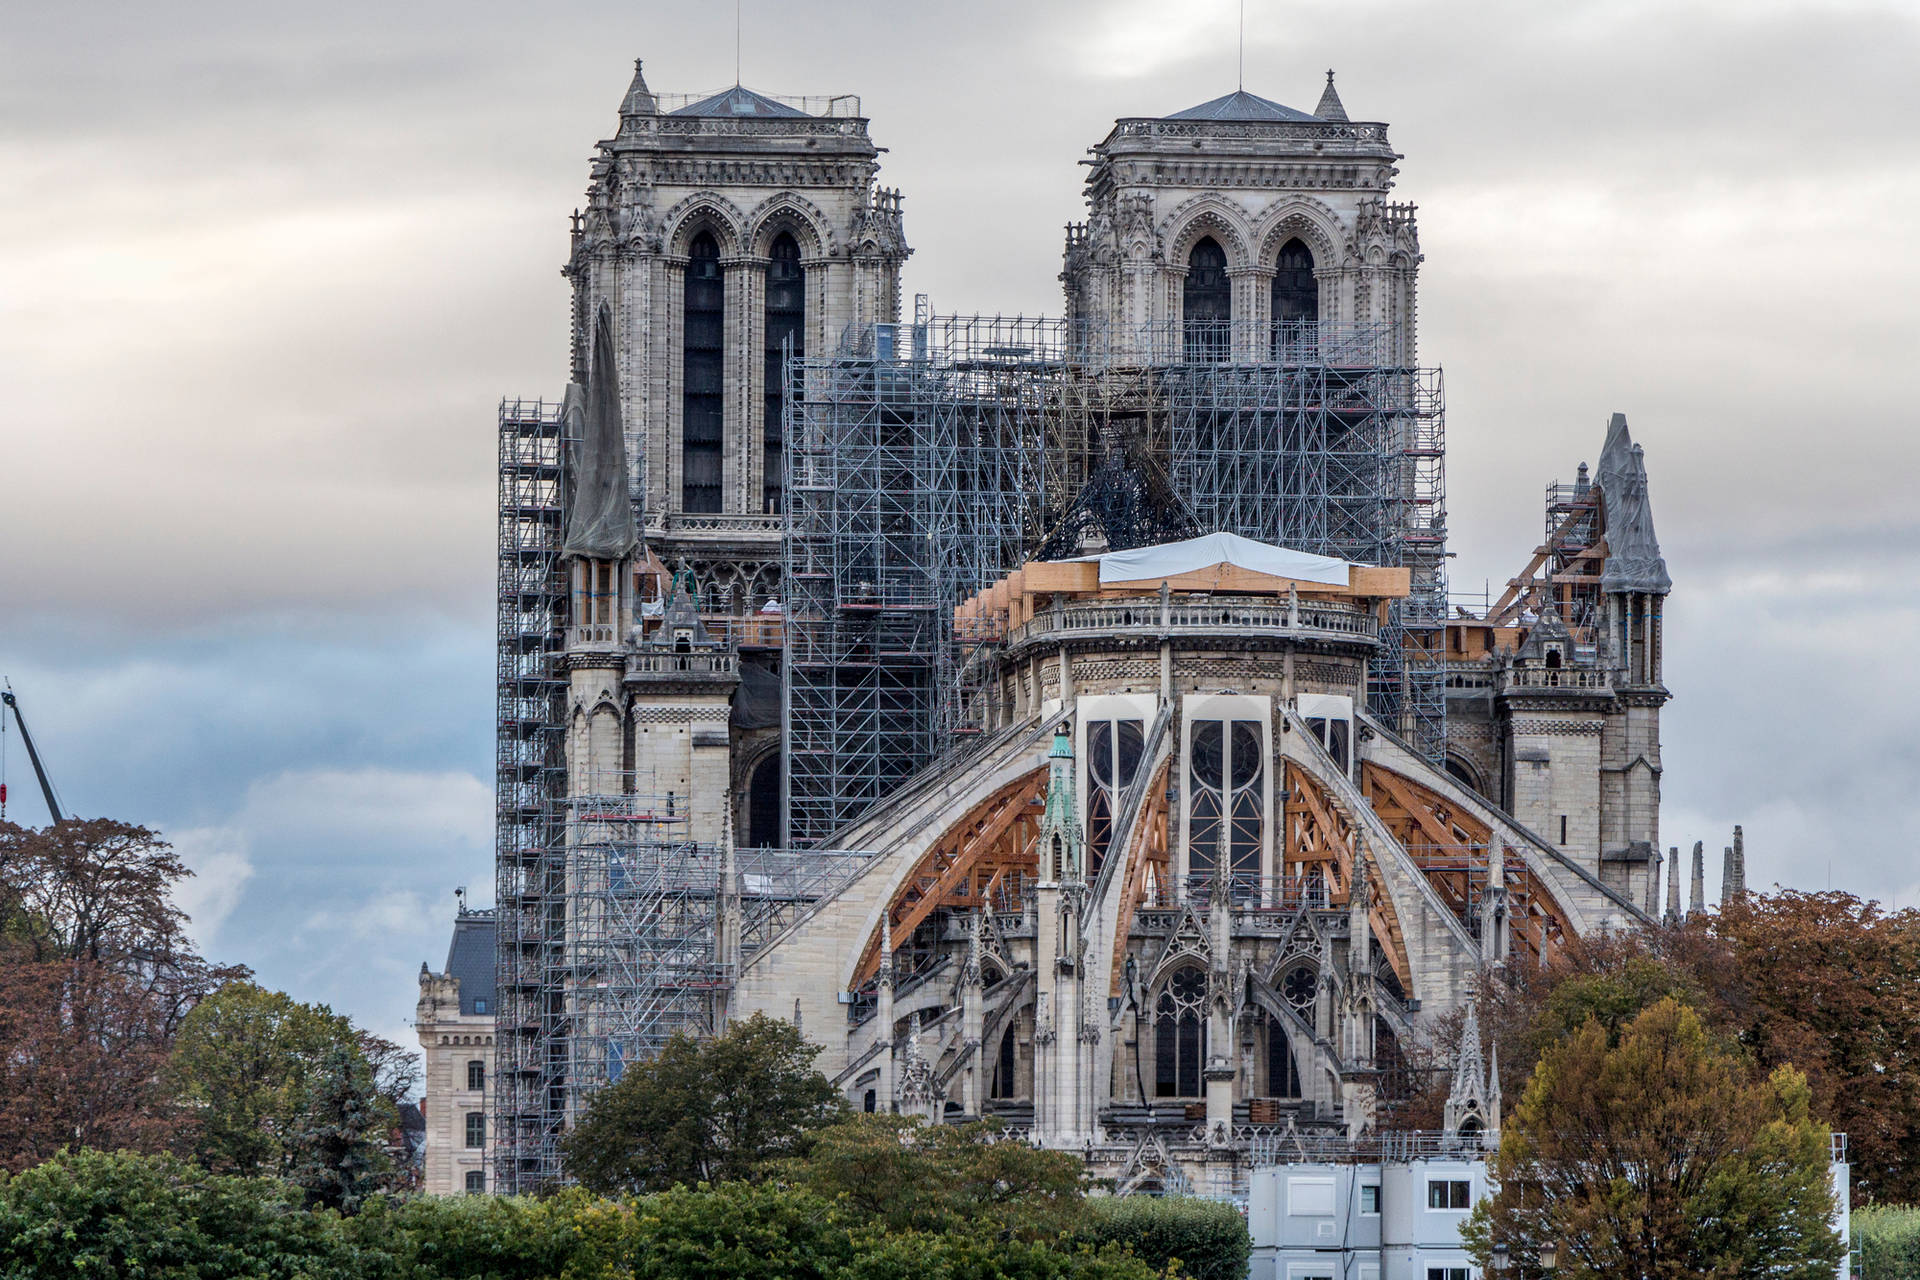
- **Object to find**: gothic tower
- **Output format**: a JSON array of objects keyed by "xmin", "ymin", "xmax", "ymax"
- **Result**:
[
  {"xmin": 564, "ymin": 61, "xmax": 910, "ymax": 610},
  {"xmin": 1062, "ymin": 73, "xmax": 1421, "ymax": 365}
]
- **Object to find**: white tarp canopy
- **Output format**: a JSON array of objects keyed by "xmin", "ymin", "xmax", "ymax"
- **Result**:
[{"xmin": 1082, "ymin": 532, "xmax": 1353, "ymax": 586}]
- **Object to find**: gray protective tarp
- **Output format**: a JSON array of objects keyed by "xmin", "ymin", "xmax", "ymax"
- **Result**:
[
  {"xmin": 1597, "ymin": 412, "xmax": 1671, "ymax": 595},
  {"xmin": 731, "ymin": 659, "xmax": 783, "ymax": 729},
  {"xmin": 563, "ymin": 302, "xmax": 639, "ymax": 560}
]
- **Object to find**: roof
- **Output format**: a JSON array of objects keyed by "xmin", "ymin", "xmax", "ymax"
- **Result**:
[
  {"xmin": 1081, "ymin": 531, "xmax": 1352, "ymax": 587},
  {"xmin": 671, "ymin": 85, "xmax": 808, "ymax": 118},
  {"xmin": 1165, "ymin": 89, "xmax": 1321, "ymax": 122},
  {"xmin": 1313, "ymin": 71, "xmax": 1348, "ymax": 122},
  {"xmin": 445, "ymin": 911, "xmax": 496, "ymax": 1017}
]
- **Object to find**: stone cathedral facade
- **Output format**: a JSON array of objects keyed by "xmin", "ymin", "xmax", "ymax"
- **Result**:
[
  {"xmin": 496, "ymin": 59, "xmax": 1681, "ymax": 1193},
  {"xmin": 564, "ymin": 65, "xmax": 908, "ymax": 609}
]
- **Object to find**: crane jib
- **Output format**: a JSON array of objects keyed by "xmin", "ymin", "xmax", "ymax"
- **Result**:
[{"xmin": 1, "ymin": 691, "xmax": 64, "ymax": 826}]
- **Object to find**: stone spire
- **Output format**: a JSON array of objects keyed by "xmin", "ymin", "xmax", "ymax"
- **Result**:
[
  {"xmin": 1722, "ymin": 826, "xmax": 1747, "ymax": 906},
  {"xmin": 620, "ymin": 58, "xmax": 658, "ymax": 118},
  {"xmin": 1597, "ymin": 413, "xmax": 1671, "ymax": 595},
  {"xmin": 1037, "ymin": 726, "xmax": 1082, "ymax": 884},
  {"xmin": 563, "ymin": 302, "xmax": 639, "ymax": 560},
  {"xmin": 1689, "ymin": 840, "xmax": 1706, "ymax": 918},
  {"xmin": 1314, "ymin": 69, "xmax": 1349, "ymax": 122},
  {"xmin": 1665, "ymin": 846, "xmax": 1681, "ymax": 925},
  {"xmin": 1444, "ymin": 988, "xmax": 1497, "ymax": 1140}
]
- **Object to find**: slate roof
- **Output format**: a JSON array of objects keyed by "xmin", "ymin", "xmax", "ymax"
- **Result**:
[
  {"xmin": 1165, "ymin": 89, "xmax": 1321, "ymax": 122},
  {"xmin": 671, "ymin": 85, "xmax": 808, "ymax": 118},
  {"xmin": 445, "ymin": 911, "xmax": 496, "ymax": 1017}
]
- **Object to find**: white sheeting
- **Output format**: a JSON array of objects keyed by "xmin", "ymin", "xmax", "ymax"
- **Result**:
[{"xmin": 1085, "ymin": 532, "xmax": 1352, "ymax": 586}]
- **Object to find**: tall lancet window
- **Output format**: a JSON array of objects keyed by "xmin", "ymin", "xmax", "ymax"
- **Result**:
[
  {"xmin": 1183, "ymin": 236, "xmax": 1231, "ymax": 363},
  {"xmin": 1267, "ymin": 1012, "xmax": 1302, "ymax": 1098},
  {"xmin": 1187, "ymin": 720, "xmax": 1264, "ymax": 896},
  {"xmin": 1270, "ymin": 237, "xmax": 1317, "ymax": 357},
  {"xmin": 682, "ymin": 230, "xmax": 725, "ymax": 513},
  {"xmin": 1085, "ymin": 718, "xmax": 1144, "ymax": 879},
  {"xmin": 763, "ymin": 232, "xmax": 804, "ymax": 516},
  {"xmin": 1154, "ymin": 966, "xmax": 1207, "ymax": 1098}
]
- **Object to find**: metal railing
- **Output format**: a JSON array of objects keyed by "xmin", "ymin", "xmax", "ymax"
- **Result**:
[
  {"xmin": 1249, "ymin": 1128, "xmax": 1495, "ymax": 1166},
  {"xmin": 1136, "ymin": 873, "xmax": 1331, "ymax": 911},
  {"xmin": 1010, "ymin": 598, "xmax": 1377, "ymax": 648},
  {"xmin": 651, "ymin": 91, "xmax": 864, "ymax": 118}
]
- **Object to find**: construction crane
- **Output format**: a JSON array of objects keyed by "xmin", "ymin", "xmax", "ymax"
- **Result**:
[{"xmin": 1, "ymin": 685, "xmax": 64, "ymax": 825}]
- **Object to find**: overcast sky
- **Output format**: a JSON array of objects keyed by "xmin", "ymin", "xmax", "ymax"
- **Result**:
[{"xmin": 2, "ymin": 0, "xmax": 1916, "ymax": 1049}]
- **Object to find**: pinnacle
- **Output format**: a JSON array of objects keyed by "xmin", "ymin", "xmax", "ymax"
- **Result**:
[
  {"xmin": 1315, "ymin": 69, "xmax": 1349, "ymax": 122},
  {"xmin": 621, "ymin": 57, "xmax": 657, "ymax": 117}
]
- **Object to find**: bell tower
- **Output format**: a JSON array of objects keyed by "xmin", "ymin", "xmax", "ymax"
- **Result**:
[{"xmin": 563, "ymin": 59, "xmax": 910, "ymax": 611}]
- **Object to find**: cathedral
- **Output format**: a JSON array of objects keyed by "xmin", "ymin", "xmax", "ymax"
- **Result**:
[{"xmin": 490, "ymin": 58, "xmax": 1676, "ymax": 1194}]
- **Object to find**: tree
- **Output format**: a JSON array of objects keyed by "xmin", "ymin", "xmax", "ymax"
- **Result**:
[
  {"xmin": 1465, "ymin": 998, "xmax": 1843, "ymax": 1280},
  {"xmin": 0, "ymin": 1149, "xmax": 347, "ymax": 1279},
  {"xmin": 561, "ymin": 1013, "xmax": 844, "ymax": 1193},
  {"xmin": 786, "ymin": 1113, "xmax": 1087, "ymax": 1238},
  {"xmin": 288, "ymin": 1042, "xmax": 392, "ymax": 1214},
  {"xmin": 0, "ymin": 958, "xmax": 188, "ymax": 1170},
  {"xmin": 1714, "ymin": 890, "xmax": 1920, "ymax": 1203},
  {"xmin": 169, "ymin": 982, "xmax": 355, "ymax": 1177},
  {"xmin": 168, "ymin": 980, "xmax": 408, "ymax": 1202},
  {"xmin": 0, "ymin": 819, "xmax": 192, "ymax": 964}
]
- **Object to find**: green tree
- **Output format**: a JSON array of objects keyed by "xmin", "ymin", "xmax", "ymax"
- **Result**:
[
  {"xmin": 1853, "ymin": 1203, "xmax": 1920, "ymax": 1279},
  {"xmin": 1073, "ymin": 1194, "xmax": 1251, "ymax": 1280},
  {"xmin": 0, "ymin": 1148, "xmax": 349, "ymax": 1279},
  {"xmin": 169, "ymin": 981, "xmax": 408, "ymax": 1206},
  {"xmin": 787, "ymin": 1113, "xmax": 1087, "ymax": 1238},
  {"xmin": 288, "ymin": 1042, "xmax": 392, "ymax": 1214},
  {"xmin": 169, "ymin": 981, "xmax": 353, "ymax": 1176},
  {"xmin": 561, "ymin": 1013, "xmax": 844, "ymax": 1193},
  {"xmin": 1466, "ymin": 997, "xmax": 1843, "ymax": 1280}
]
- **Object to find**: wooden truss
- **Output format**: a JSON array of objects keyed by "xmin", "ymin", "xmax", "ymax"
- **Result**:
[
  {"xmin": 1360, "ymin": 761, "xmax": 1572, "ymax": 966},
  {"xmin": 1107, "ymin": 756, "xmax": 1173, "ymax": 994},
  {"xmin": 1283, "ymin": 762, "xmax": 1411, "ymax": 988},
  {"xmin": 849, "ymin": 767, "xmax": 1046, "ymax": 989}
]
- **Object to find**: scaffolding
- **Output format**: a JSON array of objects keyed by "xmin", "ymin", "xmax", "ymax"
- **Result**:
[
  {"xmin": 783, "ymin": 315, "xmax": 1447, "ymax": 845},
  {"xmin": 493, "ymin": 398, "xmax": 569, "ymax": 1190},
  {"xmin": 564, "ymin": 794, "xmax": 728, "ymax": 1094}
]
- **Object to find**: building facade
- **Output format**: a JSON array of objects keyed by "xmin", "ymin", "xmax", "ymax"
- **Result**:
[
  {"xmin": 491, "ymin": 60, "xmax": 1679, "ymax": 1192},
  {"xmin": 417, "ymin": 906, "xmax": 496, "ymax": 1195}
]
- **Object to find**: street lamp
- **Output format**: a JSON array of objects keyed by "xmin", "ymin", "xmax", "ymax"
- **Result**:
[
  {"xmin": 1540, "ymin": 1241, "xmax": 1560, "ymax": 1269},
  {"xmin": 1491, "ymin": 1243, "xmax": 1511, "ymax": 1271}
]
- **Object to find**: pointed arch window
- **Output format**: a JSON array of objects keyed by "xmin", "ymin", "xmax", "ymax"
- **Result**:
[
  {"xmin": 1187, "ymin": 720, "xmax": 1264, "ymax": 897},
  {"xmin": 682, "ymin": 230, "xmax": 725, "ymax": 513},
  {"xmin": 1267, "ymin": 1012, "xmax": 1302, "ymax": 1098},
  {"xmin": 1085, "ymin": 718, "xmax": 1144, "ymax": 879},
  {"xmin": 992, "ymin": 1026, "xmax": 1018, "ymax": 1099},
  {"xmin": 1270, "ymin": 237, "xmax": 1318, "ymax": 358},
  {"xmin": 1183, "ymin": 236, "xmax": 1231, "ymax": 363},
  {"xmin": 763, "ymin": 231, "xmax": 804, "ymax": 515},
  {"xmin": 1154, "ymin": 965, "xmax": 1208, "ymax": 1098}
]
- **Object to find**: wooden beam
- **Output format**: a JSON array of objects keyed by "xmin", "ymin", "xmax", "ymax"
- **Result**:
[
  {"xmin": 1109, "ymin": 757, "xmax": 1173, "ymax": 995},
  {"xmin": 849, "ymin": 768, "xmax": 1045, "ymax": 988}
]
